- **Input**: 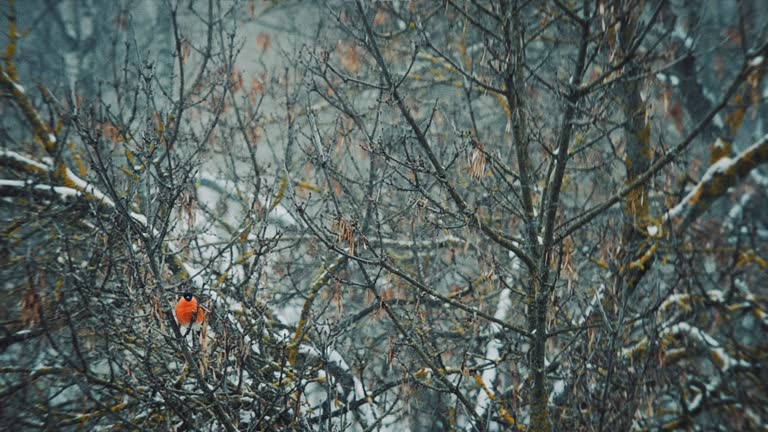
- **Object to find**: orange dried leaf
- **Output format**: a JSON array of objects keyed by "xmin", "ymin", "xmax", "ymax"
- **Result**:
[
  {"xmin": 181, "ymin": 40, "xmax": 191, "ymax": 65},
  {"xmin": 373, "ymin": 9, "xmax": 387, "ymax": 26},
  {"xmin": 20, "ymin": 287, "xmax": 42, "ymax": 327},
  {"xmin": 725, "ymin": 107, "xmax": 746, "ymax": 134},
  {"xmin": 250, "ymin": 78, "xmax": 265, "ymax": 95},
  {"xmin": 256, "ymin": 33, "xmax": 271, "ymax": 51},
  {"xmin": 333, "ymin": 216, "xmax": 355, "ymax": 255},
  {"xmin": 337, "ymin": 42, "xmax": 361, "ymax": 74},
  {"xmin": 229, "ymin": 69, "xmax": 243, "ymax": 93},
  {"xmin": 668, "ymin": 100, "xmax": 684, "ymax": 134}
]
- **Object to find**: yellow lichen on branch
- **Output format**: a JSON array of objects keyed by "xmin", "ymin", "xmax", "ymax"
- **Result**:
[
  {"xmin": 268, "ymin": 176, "xmax": 287, "ymax": 212},
  {"xmin": 494, "ymin": 91, "xmax": 511, "ymax": 121},
  {"xmin": 287, "ymin": 256, "xmax": 346, "ymax": 366},
  {"xmin": 2, "ymin": 4, "xmax": 59, "ymax": 155},
  {"xmin": 670, "ymin": 134, "xmax": 768, "ymax": 228},
  {"xmin": 0, "ymin": 71, "xmax": 57, "ymax": 154},
  {"xmin": 590, "ymin": 257, "xmax": 610, "ymax": 270},
  {"xmin": 724, "ymin": 94, "xmax": 746, "ymax": 135},
  {"xmin": 294, "ymin": 180, "xmax": 321, "ymax": 193},
  {"xmin": 0, "ymin": 150, "xmax": 49, "ymax": 177},
  {"xmin": 69, "ymin": 143, "xmax": 88, "ymax": 177},
  {"xmin": 3, "ymin": 0, "xmax": 19, "ymax": 81},
  {"xmin": 628, "ymin": 242, "xmax": 659, "ymax": 271},
  {"xmin": 736, "ymin": 250, "xmax": 768, "ymax": 269},
  {"xmin": 710, "ymin": 138, "xmax": 732, "ymax": 164},
  {"xmin": 472, "ymin": 374, "xmax": 522, "ymax": 429}
]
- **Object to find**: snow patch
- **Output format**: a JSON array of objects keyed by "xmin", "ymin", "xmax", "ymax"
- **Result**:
[
  {"xmin": 714, "ymin": 137, "xmax": 727, "ymax": 149},
  {"xmin": 663, "ymin": 322, "xmax": 751, "ymax": 371},
  {"xmin": 129, "ymin": 212, "xmax": 148, "ymax": 226},
  {"xmin": 655, "ymin": 73, "xmax": 680, "ymax": 86},
  {"xmin": 704, "ymin": 255, "xmax": 716, "ymax": 273},
  {"xmin": 706, "ymin": 290, "xmax": 724, "ymax": 302},
  {"xmin": 666, "ymin": 156, "xmax": 735, "ymax": 220},
  {"xmin": 0, "ymin": 180, "xmax": 82, "ymax": 200},
  {"xmin": 713, "ymin": 114, "xmax": 724, "ymax": 129},
  {"xmin": 686, "ymin": 390, "xmax": 703, "ymax": 411},
  {"xmin": 577, "ymin": 283, "xmax": 605, "ymax": 325},
  {"xmin": 548, "ymin": 379, "xmax": 566, "ymax": 405},
  {"xmin": 0, "ymin": 150, "xmax": 51, "ymax": 171},
  {"xmin": 673, "ymin": 23, "xmax": 694, "ymax": 49},
  {"xmin": 65, "ymin": 167, "xmax": 116, "ymax": 207},
  {"xmin": 466, "ymin": 288, "xmax": 513, "ymax": 428}
]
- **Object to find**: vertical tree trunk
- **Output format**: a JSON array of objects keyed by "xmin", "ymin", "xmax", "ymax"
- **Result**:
[
  {"xmin": 529, "ymin": 277, "xmax": 551, "ymax": 432},
  {"xmin": 618, "ymin": 7, "xmax": 651, "ymax": 292}
]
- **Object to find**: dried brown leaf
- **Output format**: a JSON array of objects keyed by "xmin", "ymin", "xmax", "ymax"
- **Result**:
[
  {"xmin": 337, "ymin": 42, "xmax": 361, "ymax": 74},
  {"xmin": 256, "ymin": 33, "xmax": 271, "ymax": 52}
]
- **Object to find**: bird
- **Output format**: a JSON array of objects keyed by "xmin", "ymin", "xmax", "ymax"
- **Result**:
[{"xmin": 175, "ymin": 292, "xmax": 205, "ymax": 332}]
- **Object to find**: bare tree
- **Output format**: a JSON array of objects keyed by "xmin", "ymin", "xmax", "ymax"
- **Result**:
[
  {"xmin": 294, "ymin": 1, "xmax": 768, "ymax": 430},
  {"xmin": 2, "ymin": 0, "xmax": 767, "ymax": 431}
]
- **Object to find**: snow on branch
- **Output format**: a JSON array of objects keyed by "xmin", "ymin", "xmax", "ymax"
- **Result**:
[
  {"xmin": 298, "ymin": 344, "xmax": 377, "ymax": 426},
  {"xmin": 665, "ymin": 133, "xmax": 768, "ymax": 230},
  {"xmin": 0, "ymin": 149, "xmax": 51, "ymax": 175},
  {"xmin": 1, "ymin": 153, "xmax": 335, "ymax": 389},
  {"xmin": 622, "ymin": 299, "xmax": 755, "ymax": 373},
  {"xmin": 0, "ymin": 71, "xmax": 57, "ymax": 153},
  {"xmin": 467, "ymin": 288, "xmax": 514, "ymax": 429},
  {"xmin": 0, "ymin": 179, "xmax": 83, "ymax": 201},
  {"xmin": 662, "ymin": 322, "xmax": 752, "ymax": 371},
  {"xmin": 0, "ymin": 150, "xmax": 149, "ymax": 229}
]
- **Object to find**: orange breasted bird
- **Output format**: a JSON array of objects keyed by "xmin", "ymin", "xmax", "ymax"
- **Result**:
[{"xmin": 175, "ymin": 292, "xmax": 205, "ymax": 331}]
